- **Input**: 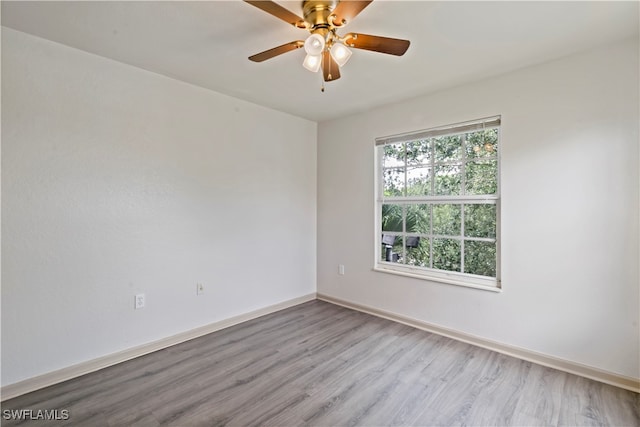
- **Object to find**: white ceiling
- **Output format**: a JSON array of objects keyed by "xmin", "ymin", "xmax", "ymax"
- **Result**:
[{"xmin": 2, "ymin": 1, "xmax": 638, "ymax": 122}]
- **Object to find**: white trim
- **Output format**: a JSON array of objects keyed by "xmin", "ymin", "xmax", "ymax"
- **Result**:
[
  {"xmin": 0, "ymin": 293, "xmax": 317, "ymax": 401},
  {"xmin": 317, "ymin": 293, "xmax": 640, "ymax": 393},
  {"xmin": 379, "ymin": 195, "xmax": 499, "ymax": 204},
  {"xmin": 375, "ymin": 116, "xmax": 501, "ymax": 146},
  {"xmin": 375, "ymin": 121, "xmax": 501, "ymax": 288},
  {"xmin": 374, "ymin": 265, "xmax": 501, "ymax": 291},
  {"xmin": 5, "ymin": 292, "xmax": 636, "ymax": 401}
]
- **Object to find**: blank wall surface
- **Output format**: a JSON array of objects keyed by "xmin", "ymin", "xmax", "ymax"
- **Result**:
[
  {"xmin": 317, "ymin": 38, "xmax": 639, "ymax": 379},
  {"xmin": 1, "ymin": 27, "xmax": 317, "ymax": 387}
]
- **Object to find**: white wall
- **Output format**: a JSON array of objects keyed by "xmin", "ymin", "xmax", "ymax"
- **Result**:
[
  {"xmin": 1, "ymin": 28, "xmax": 317, "ymax": 386},
  {"xmin": 317, "ymin": 38, "xmax": 639, "ymax": 379}
]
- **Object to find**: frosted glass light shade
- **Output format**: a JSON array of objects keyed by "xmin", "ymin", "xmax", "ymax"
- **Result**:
[
  {"xmin": 303, "ymin": 54, "xmax": 322, "ymax": 72},
  {"xmin": 330, "ymin": 43, "xmax": 352, "ymax": 67},
  {"xmin": 304, "ymin": 34, "xmax": 325, "ymax": 55}
]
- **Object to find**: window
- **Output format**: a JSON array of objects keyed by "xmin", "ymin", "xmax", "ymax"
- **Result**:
[{"xmin": 375, "ymin": 117, "xmax": 501, "ymax": 290}]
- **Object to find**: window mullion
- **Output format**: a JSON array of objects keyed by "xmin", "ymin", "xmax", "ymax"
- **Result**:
[
  {"xmin": 380, "ymin": 195, "xmax": 498, "ymax": 203},
  {"xmin": 430, "ymin": 139, "xmax": 435, "ymax": 269},
  {"xmin": 460, "ymin": 203, "xmax": 465, "ymax": 274},
  {"xmin": 403, "ymin": 143, "xmax": 408, "ymax": 264},
  {"xmin": 403, "ymin": 143, "xmax": 408, "ymax": 198},
  {"xmin": 430, "ymin": 138, "xmax": 435, "ymax": 196},
  {"xmin": 429, "ymin": 204, "xmax": 433, "ymax": 269},
  {"xmin": 402, "ymin": 204, "xmax": 407, "ymax": 263},
  {"xmin": 461, "ymin": 134, "xmax": 467, "ymax": 195},
  {"xmin": 460, "ymin": 134, "xmax": 467, "ymax": 275}
]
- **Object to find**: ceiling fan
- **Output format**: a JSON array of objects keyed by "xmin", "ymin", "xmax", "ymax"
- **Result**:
[{"xmin": 244, "ymin": 0, "xmax": 410, "ymax": 84}]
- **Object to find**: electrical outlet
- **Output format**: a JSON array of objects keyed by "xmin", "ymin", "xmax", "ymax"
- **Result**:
[
  {"xmin": 339, "ymin": 264, "xmax": 345, "ymax": 275},
  {"xmin": 134, "ymin": 294, "xmax": 145, "ymax": 310},
  {"xmin": 196, "ymin": 283, "xmax": 204, "ymax": 296}
]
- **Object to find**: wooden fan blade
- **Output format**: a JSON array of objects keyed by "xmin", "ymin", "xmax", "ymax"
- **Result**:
[
  {"xmin": 344, "ymin": 33, "xmax": 410, "ymax": 56},
  {"xmin": 244, "ymin": 1, "xmax": 307, "ymax": 28},
  {"xmin": 331, "ymin": 1, "xmax": 373, "ymax": 26},
  {"xmin": 322, "ymin": 50, "xmax": 341, "ymax": 82},
  {"xmin": 249, "ymin": 41, "xmax": 304, "ymax": 62}
]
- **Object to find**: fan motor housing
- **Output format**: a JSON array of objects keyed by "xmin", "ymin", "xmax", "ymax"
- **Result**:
[{"xmin": 302, "ymin": 0, "xmax": 339, "ymax": 28}]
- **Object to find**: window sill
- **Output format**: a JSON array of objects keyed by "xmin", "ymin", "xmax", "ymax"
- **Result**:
[{"xmin": 373, "ymin": 264, "xmax": 502, "ymax": 293}]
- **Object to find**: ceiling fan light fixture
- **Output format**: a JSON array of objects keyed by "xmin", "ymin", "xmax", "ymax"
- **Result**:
[
  {"xmin": 304, "ymin": 33, "xmax": 325, "ymax": 56},
  {"xmin": 244, "ymin": 0, "xmax": 411, "ymax": 85},
  {"xmin": 330, "ymin": 42, "xmax": 352, "ymax": 67},
  {"xmin": 302, "ymin": 53, "xmax": 322, "ymax": 72}
]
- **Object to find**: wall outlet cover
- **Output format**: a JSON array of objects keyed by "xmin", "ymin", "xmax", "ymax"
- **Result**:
[{"xmin": 135, "ymin": 294, "xmax": 145, "ymax": 309}]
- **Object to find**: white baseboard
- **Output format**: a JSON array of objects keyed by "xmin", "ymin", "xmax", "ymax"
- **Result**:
[
  {"xmin": 317, "ymin": 293, "xmax": 640, "ymax": 393},
  {"xmin": 4, "ymin": 292, "xmax": 637, "ymax": 401},
  {"xmin": 1, "ymin": 293, "xmax": 316, "ymax": 401}
]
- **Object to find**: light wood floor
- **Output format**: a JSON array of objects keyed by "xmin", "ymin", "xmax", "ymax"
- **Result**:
[{"xmin": 2, "ymin": 300, "xmax": 638, "ymax": 426}]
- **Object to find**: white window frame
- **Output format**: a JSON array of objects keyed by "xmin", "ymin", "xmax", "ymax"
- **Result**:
[{"xmin": 374, "ymin": 116, "xmax": 501, "ymax": 292}]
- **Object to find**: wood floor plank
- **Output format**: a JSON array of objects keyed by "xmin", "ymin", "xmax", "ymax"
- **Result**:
[
  {"xmin": 510, "ymin": 363, "xmax": 567, "ymax": 426},
  {"xmin": 2, "ymin": 300, "xmax": 638, "ymax": 427}
]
